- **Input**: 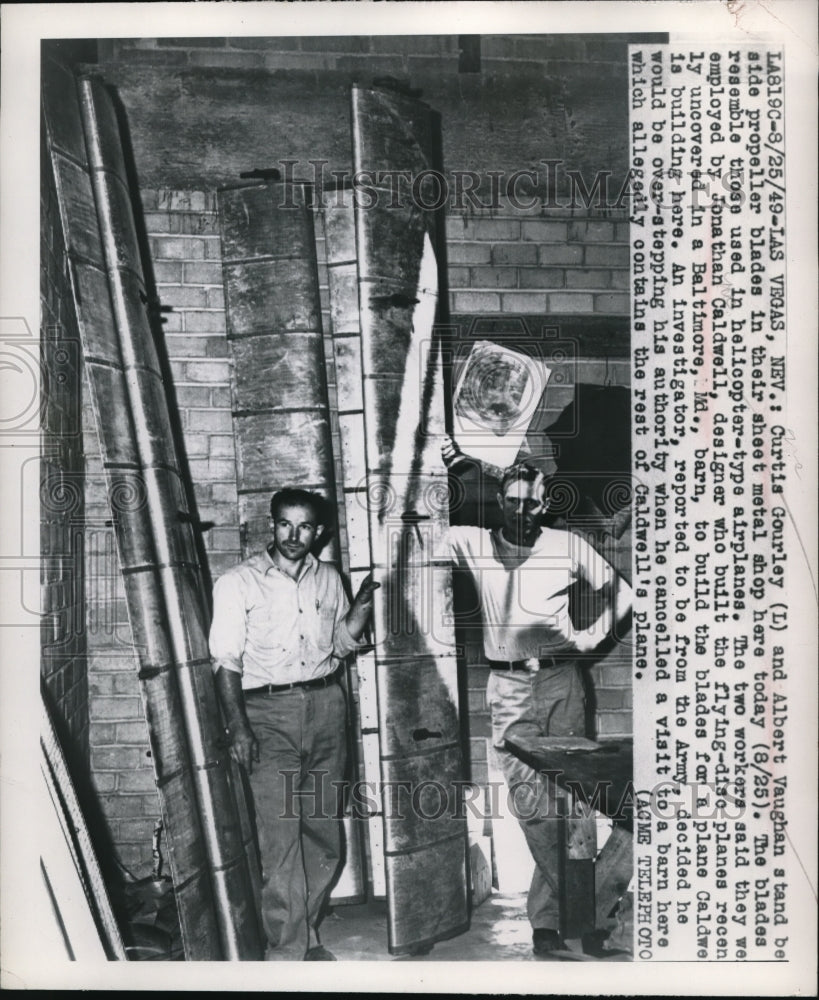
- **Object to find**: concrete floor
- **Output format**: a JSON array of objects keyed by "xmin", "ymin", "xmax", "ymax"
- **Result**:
[{"xmin": 318, "ymin": 892, "xmax": 631, "ymax": 963}]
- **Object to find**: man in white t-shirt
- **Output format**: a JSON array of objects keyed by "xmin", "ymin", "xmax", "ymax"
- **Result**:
[{"xmin": 442, "ymin": 437, "xmax": 632, "ymax": 956}]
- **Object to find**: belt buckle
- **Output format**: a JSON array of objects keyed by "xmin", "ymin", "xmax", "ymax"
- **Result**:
[{"xmin": 523, "ymin": 657, "xmax": 540, "ymax": 674}]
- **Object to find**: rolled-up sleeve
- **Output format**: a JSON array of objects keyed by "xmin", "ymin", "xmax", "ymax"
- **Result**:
[
  {"xmin": 333, "ymin": 615, "xmax": 364, "ymax": 658},
  {"xmin": 209, "ymin": 572, "xmax": 247, "ymax": 675}
]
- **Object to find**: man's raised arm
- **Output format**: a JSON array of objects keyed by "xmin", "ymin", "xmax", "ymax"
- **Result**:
[{"xmin": 441, "ymin": 434, "xmax": 506, "ymax": 483}]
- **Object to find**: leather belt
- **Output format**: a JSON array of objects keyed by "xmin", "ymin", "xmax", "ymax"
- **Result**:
[
  {"xmin": 244, "ymin": 673, "xmax": 337, "ymax": 696},
  {"xmin": 487, "ymin": 656, "xmax": 556, "ymax": 672}
]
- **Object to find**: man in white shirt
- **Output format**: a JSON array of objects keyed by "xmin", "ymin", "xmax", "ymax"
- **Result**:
[
  {"xmin": 209, "ymin": 488, "xmax": 378, "ymax": 961},
  {"xmin": 443, "ymin": 437, "xmax": 632, "ymax": 955}
]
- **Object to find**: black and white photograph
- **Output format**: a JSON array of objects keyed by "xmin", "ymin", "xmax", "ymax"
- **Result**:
[{"xmin": 1, "ymin": 2, "xmax": 816, "ymax": 994}]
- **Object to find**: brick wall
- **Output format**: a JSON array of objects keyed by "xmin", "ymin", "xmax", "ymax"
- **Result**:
[
  {"xmin": 94, "ymin": 32, "xmax": 664, "ymax": 192},
  {"xmin": 83, "ymin": 431, "xmax": 160, "ymax": 876},
  {"xmin": 143, "ymin": 190, "xmax": 241, "ymax": 582},
  {"xmin": 101, "ymin": 33, "xmax": 660, "ymax": 69},
  {"xmin": 101, "ymin": 35, "xmax": 461, "ymax": 74},
  {"xmin": 446, "ymin": 203, "xmax": 630, "ymax": 318},
  {"xmin": 40, "ymin": 135, "xmax": 89, "ymax": 779}
]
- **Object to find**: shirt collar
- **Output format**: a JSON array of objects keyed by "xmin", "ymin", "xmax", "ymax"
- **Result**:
[
  {"xmin": 262, "ymin": 546, "xmax": 318, "ymax": 581},
  {"xmin": 493, "ymin": 527, "xmax": 542, "ymax": 556}
]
